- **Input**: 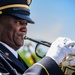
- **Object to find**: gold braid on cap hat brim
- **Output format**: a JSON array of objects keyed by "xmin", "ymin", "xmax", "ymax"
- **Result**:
[{"xmin": 0, "ymin": 4, "xmax": 29, "ymax": 10}]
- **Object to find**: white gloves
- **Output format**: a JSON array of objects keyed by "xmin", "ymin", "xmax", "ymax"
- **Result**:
[
  {"xmin": 46, "ymin": 37, "xmax": 75, "ymax": 65},
  {"xmin": 61, "ymin": 55, "xmax": 75, "ymax": 66}
]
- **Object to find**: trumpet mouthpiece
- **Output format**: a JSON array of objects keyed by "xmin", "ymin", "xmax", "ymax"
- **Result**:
[{"xmin": 23, "ymin": 35, "xmax": 28, "ymax": 39}]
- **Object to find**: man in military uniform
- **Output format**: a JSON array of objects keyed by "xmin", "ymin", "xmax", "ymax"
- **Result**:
[{"xmin": 0, "ymin": 0, "xmax": 75, "ymax": 75}]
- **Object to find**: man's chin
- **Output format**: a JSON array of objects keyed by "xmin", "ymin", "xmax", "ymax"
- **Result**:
[
  {"xmin": 18, "ymin": 42, "xmax": 23, "ymax": 46},
  {"xmin": 15, "ymin": 41, "xmax": 24, "ymax": 49}
]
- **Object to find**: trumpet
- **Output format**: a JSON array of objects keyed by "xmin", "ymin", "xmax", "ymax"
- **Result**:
[
  {"xmin": 24, "ymin": 36, "xmax": 75, "ymax": 75},
  {"xmin": 24, "ymin": 36, "xmax": 51, "ymax": 47},
  {"xmin": 24, "ymin": 36, "xmax": 51, "ymax": 58}
]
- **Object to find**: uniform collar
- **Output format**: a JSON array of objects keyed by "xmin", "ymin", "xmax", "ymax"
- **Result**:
[{"xmin": 0, "ymin": 41, "xmax": 18, "ymax": 58}]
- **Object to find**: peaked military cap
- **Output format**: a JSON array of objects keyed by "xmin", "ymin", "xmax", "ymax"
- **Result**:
[{"xmin": 0, "ymin": 0, "xmax": 34, "ymax": 24}]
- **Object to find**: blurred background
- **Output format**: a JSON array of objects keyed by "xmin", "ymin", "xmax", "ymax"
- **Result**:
[{"xmin": 18, "ymin": 0, "xmax": 75, "ymax": 66}]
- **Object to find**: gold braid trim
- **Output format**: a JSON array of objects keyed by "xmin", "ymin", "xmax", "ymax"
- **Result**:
[
  {"xmin": 0, "ymin": 4, "xmax": 29, "ymax": 10},
  {"xmin": 34, "ymin": 63, "xmax": 50, "ymax": 75}
]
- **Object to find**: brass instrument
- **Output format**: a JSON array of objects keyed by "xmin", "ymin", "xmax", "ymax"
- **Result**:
[
  {"xmin": 24, "ymin": 36, "xmax": 75, "ymax": 75},
  {"xmin": 24, "ymin": 36, "xmax": 51, "ymax": 47}
]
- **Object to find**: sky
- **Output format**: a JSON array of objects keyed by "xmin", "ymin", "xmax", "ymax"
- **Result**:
[{"xmin": 26, "ymin": 0, "xmax": 75, "ymax": 43}]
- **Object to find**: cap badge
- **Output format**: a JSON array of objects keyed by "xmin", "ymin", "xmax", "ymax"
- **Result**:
[
  {"xmin": 0, "ymin": 11, "xmax": 2, "ymax": 14},
  {"xmin": 27, "ymin": 0, "xmax": 31, "ymax": 5}
]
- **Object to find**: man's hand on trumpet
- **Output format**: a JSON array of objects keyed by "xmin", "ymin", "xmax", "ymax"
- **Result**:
[
  {"xmin": 61, "ymin": 54, "xmax": 75, "ymax": 66},
  {"xmin": 46, "ymin": 37, "xmax": 75, "ymax": 65}
]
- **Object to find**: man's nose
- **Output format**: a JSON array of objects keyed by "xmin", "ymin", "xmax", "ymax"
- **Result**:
[{"xmin": 20, "ymin": 25, "xmax": 27, "ymax": 32}]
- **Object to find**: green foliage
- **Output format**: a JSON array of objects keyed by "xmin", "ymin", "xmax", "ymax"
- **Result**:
[{"xmin": 17, "ymin": 49, "xmax": 41, "ymax": 67}]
